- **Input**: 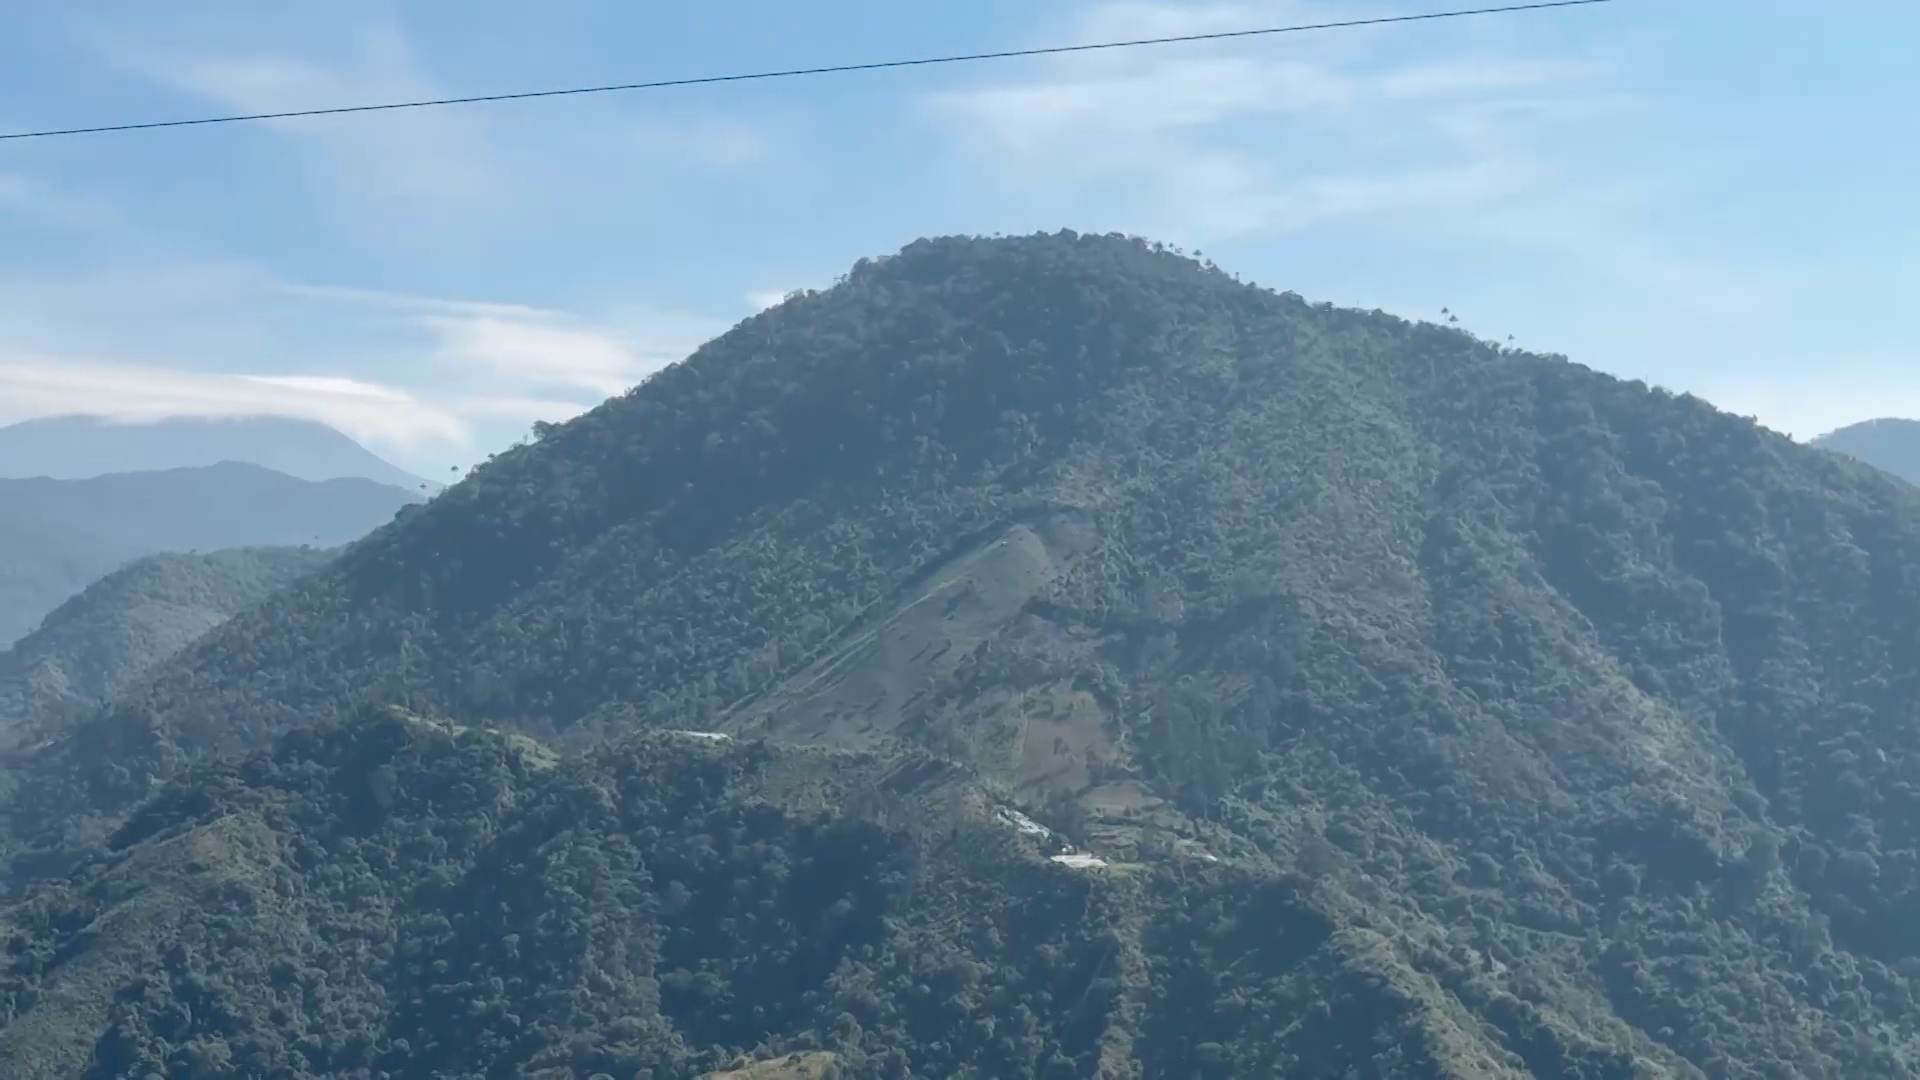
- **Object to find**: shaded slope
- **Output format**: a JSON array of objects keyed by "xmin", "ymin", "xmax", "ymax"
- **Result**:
[
  {"xmin": 1814, "ymin": 416, "xmax": 1920, "ymax": 486},
  {"xmin": 0, "ymin": 463, "xmax": 416, "ymax": 645},
  {"xmin": 0, "ymin": 547, "xmax": 332, "ymax": 737},
  {"xmin": 10, "ymin": 232, "xmax": 1920, "ymax": 1075},
  {"xmin": 0, "ymin": 414, "xmax": 432, "ymax": 491}
]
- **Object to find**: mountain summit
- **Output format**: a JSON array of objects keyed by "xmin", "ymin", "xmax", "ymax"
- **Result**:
[
  {"xmin": 8, "ymin": 232, "xmax": 1920, "ymax": 1076},
  {"xmin": 0, "ymin": 414, "xmax": 432, "ymax": 491}
]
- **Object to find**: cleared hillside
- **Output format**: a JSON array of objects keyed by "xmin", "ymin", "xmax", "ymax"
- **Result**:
[{"xmin": 8, "ymin": 232, "xmax": 1920, "ymax": 1076}]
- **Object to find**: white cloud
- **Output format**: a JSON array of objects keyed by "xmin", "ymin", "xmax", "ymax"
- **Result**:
[
  {"xmin": 420, "ymin": 312, "xmax": 649, "ymax": 398},
  {"xmin": 0, "ymin": 7, "xmax": 776, "ymax": 479},
  {"xmin": 0, "ymin": 350, "xmax": 467, "ymax": 449},
  {"xmin": 278, "ymin": 284, "xmax": 550, "ymax": 322},
  {"xmin": 0, "ymin": 259, "xmax": 732, "ymax": 469},
  {"xmin": 239, "ymin": 373, "xmax": 415, "ymax": 403},
  {"xmin": 294, "ymin": 284, "xmax": 724, "ymax": 398}
]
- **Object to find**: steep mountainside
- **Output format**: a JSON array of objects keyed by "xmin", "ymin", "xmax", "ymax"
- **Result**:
[
  {"xmin": 0, "ymin": 462, "xmax": 415, "ymax": 645},
  {"xmin": 0, "ymin": 547, "xmax": 331, "ymax": 737},
  {"xmin": 1814, "ymin": 416, "xmax": 1920, "ymax": 486},
  {"xmin": 0, "ymin": 708, "xmax": 1513, "ymax": 1080},
  {"xmin": 0, "ymin": 414, "xmax": 432, "ymax": 491},
  {"xmin": 8, "ymin": 232, "xmax": 1920, "ymax": 1077}
]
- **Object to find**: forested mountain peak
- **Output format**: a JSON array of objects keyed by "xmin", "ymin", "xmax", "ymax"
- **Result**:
[{"xmin": 8, "ymin": 231, "xmax": 1920, "ymax": 1075}]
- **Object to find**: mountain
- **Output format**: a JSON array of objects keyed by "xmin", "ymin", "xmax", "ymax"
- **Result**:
[
  {"xmin": 0, "ymin": 547, "xmax": 332, "ymax": 738},
  {"xmin": 8, "ymin": 231, "xmax": 1920, "ymax": 1076},
  {"xmin": 0, "ymin": 463, "xmax": 415, "ymax": 645},
  {"xmin": 0, "ymin": 414, "xmax": 433, "ymax": 491},
  {"xmin": 1813, "ymin": 417, "xmax": 1920, "ymax": 486}
]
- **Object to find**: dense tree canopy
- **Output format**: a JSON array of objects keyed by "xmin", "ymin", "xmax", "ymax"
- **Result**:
[{"xmin": 0, "ymin": 547, "xmax": 331, "ymax": 739}]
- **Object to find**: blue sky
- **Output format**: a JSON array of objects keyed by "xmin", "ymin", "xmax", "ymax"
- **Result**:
[{"xmin": 1, "ymin": 0, "xmax": 1914, "ymax": 477}]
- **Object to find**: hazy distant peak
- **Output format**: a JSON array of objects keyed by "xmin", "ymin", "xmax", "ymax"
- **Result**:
[
  {"xmin": 1812, "ymin": 416, "xmax": 1920, "ymax": 486},
  {"xmin": 0, "ymin": 413, "xmax": 436, "ymax": 491},
  {"xmin": 0, "ymin": 461, "xmax": 419, "ymax": 646}
]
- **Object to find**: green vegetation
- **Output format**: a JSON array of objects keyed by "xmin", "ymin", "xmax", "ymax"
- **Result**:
[
  {"xmin": 0, "ymin": 547, "xmax": 332, "ymax": 738},
  {"xmin": 0, "ymin": 707, "xmax": 1604, "ymax": 1079},
  {"xmin": 0, "ymin": 462, "xmax": 416, "ymax": 646},
  {"xmin": 1814, "ymin": 416, "xmax": 1920, "ymax": 486},
  {"xmin": 6, "ymin": 231, "xmax": 1920, "ymax": 1076}
]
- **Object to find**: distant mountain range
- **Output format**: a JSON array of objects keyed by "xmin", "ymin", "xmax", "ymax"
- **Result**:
[
  {"xmin": 1813, "ymin": 417, "xmax": 1920, "ymax": 486},
  {"xmin": 0, "ymin": 414, "xmax": 434, "ymax": 491},
  {"xmin": 0, "ymin": 461, "xmax": 417, "ymax": 645}
]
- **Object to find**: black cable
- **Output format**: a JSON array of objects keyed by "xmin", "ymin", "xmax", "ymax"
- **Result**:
[{"xmin": 0, "ymin": 1, "xmax": 1614, "ymax": 143}]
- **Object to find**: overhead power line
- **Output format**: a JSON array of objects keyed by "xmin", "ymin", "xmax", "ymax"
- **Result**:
[{"xmin": 0, "ymin": 0, "xmax": 1613, "ymax": 143}]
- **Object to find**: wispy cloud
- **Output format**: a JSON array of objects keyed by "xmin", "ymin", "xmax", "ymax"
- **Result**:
[
  {"xmin": 420, "ymin": 310, "xmax": 654, "ymax": 398},
  {"xmin": 292, "ymin": 284, "xmax": 728, "ymax": 397},
  {"xmin": 2, "ymin": 3, "xmax": 782, "ymax": 474},
  {"xmin": 0, "ymin": 350, "xmax": 467, "ymax": 449},
  {"xmin": 0, "ymin": 174, "xmax": 119, "ymax": 232},
  {"xmin": 79, "ymin": 6, "xmax": 787, "ymax": 255},
  {"xmin": 747, "ymin": 289, "xmax": 795, "ymax": 312},
  {"xmin": 927, "ymin": 0, "xmax": 1629, "ymax": 241},
  {"xmin": 625, "ymin": 113, "xmax": 774, "ymax": 169},
  {"xmin": 449, "ymin": 394, "xmax": 603, "ymax": 423},
  {"xmin": 91, "ymin": 15, "xmax": 496, "ymax": 212},
  {"xmin": 0, "ymin": 262, "xmax": 729, "ymax": 465}
]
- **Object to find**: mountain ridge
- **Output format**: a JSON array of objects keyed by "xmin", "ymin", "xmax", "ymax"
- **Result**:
[
  {"xmin": 5, "ymin": 231, "xmax": 1920, "ymax": 1076},
  {"xmin": 0, "ymin": 462, "xmax": 416, "ymax": 645}
]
